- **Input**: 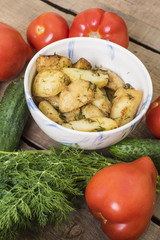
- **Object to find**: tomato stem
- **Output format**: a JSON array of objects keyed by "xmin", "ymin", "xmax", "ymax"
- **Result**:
[
  {"xmin": 89, "ymin": 31, "xmax": 101, "ymax": 38},
  {"xmin": 36, "ymin": 25, "xmax": 45, "ymax": 35}
]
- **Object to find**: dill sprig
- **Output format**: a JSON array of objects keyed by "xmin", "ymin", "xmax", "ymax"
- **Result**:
[{"xmin": 0, "ymin": 145, "xmax": 159, "ymax": 240}]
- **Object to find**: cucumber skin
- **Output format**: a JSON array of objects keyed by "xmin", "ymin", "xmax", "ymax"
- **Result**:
[
  {"xmin": 109, "ymin": 138, "xmax": 160, "ymax": 172},
  {"xmin": 0, "ymin": 78, "xmax": 29, "ymax": 151}
]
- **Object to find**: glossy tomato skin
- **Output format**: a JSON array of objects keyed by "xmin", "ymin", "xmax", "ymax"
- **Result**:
[
  {"xmin": 69, "ymin": 8, "xmax": 129, "ymax": 48},
  {"xmin": 146, "ymin": 96, "xmax": 160, "ymax": 138},
  {"xmin": 85, "ymin": 157, "xmax": 157, "ymax": 240},
  {"xmin": 27, "ymin": 12, "xmax": 69, "ymax": 51},
  {"xmin": 0, "ymin": 22, "xmax": 33, "ymax": 82}
]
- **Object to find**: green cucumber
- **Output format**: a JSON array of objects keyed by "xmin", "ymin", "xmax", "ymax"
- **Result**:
[
  {"xmin": 0, "ymin": 78, "xmax": 29, "ymax": 151},
  {"xmin": 109, "ymin": 138, "xmax": 160, "ymax": 172}
]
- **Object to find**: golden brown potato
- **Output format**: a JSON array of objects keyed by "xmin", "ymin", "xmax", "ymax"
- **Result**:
[
  {"xmin": 36, "ymin": 54, "xmax": 72, "ymax": 72},
  {"xmin": 62, "ymin": 109, "xmax": 80, "ymax": 122},
  {"xmin": 44, "ymin": 95, "xmax": 60, "ymax": 109},
  {"xmin": 59, "ymin": 79, "xmax": 96, "ymax": 113},
  {"xmin": 32, "ymin": 70, "xmax": 70, "ymax": 97},
  {"xmin": 62, "ymin": 68, "xmax": 109, "ymax": 88},
  {"xmin": 34, "ymin": 95, "xmax": 60, "ymax": 109},
  {"xmin": 81, "ymin": 104, "xmax": 105, "ymax": 118},
  {"xmin": 92, "ymin": 88, "xmax": 112, "ymax": 116},
  {"xmin": 110, "ymin": 87, "xmax": 143, "ymax": 126},
  {"xmin": 32, "ymin": 54, "xmax": 143, "ymax": 132},
  {"xmin": 39, "ymin": 100, "xmax": 63, "ymax": 124},
  {"xmin": 107, "ymin": 70, "xmax": 125, "ymax": 91},
  {"xmin": 62, "ymin": 117, "xmax": 118, "ymax": 132},
  {"xmin": 96, "ymin": 67, "xmax": 125, "ymax": 91},
  {"xmin": 72, "ymin": 58, "xmax": 92, "ymax": 69}
]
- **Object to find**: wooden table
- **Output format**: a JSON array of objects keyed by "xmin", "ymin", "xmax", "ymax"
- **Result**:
[{"xmin": 0, "ymin": 0, "xmax": 160, "ymax": 239}]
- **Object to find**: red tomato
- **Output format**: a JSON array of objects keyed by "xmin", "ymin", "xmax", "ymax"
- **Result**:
[
  {"xmin": 85, "ymin": 156, "xmax": 157, "ymax": 240},
  {"xmin": 0, "ymin": 22, "xmax": 33, "ymax": 82},
  {"xmin": 69, "ymin": 8, "xmax": 129, "ymax": 48},
  {"xmin": 27, "ymin": 12, "xmax": 69, "ymax": 51},
  {"xmin": 146, "ymin": 96, "xmax": 160, "ymax": 138}
]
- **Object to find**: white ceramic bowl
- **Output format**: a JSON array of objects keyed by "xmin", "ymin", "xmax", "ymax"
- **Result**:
[{"xmin": 24, "ymin": 37, "xmax": 152, "ymax": 150}]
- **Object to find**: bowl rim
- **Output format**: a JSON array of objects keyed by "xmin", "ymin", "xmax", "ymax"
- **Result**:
[{"xmin": 24, "ymin": 37, "xmax": 153, "ymax": 136}]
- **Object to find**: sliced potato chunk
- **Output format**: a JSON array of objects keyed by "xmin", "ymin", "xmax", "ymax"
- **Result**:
[
  {"xmin": 36, "ymin": 54, "xmax": 72, "ymax": 72},
  {"xmin": 44, "ymin": 95, "xmax": 60, "ymax": 109},
  {"xmin": 34, "ymin": 95, "xmax": 60, "ymax": 109},
  {"xmin": 92, "ymin": 88, "xmax": 112, "ymax": 116},
  {"xmin": 39, "ymin": 100, "xmax": 63, "ymax": 124},
  {"xmin": 95, "ymin": 67, "xmax": 125, "ymax": 91},
  {"xmin": 81, "ymin": 104, "xmax": 105, "ymax": 118},
  {"xmin": 73, "ymin": 58, "xmax": 92, "ymax": 69},
  {"xmin": 62, "ymin": 117, "xmax": 118, "ymax": 132},
  {"xmin": 62, "ymin": 68, "xmax": 109, "ymax": 88},
  {"xmin": 107, "ymin": 70, "xmax": 125, "ymax": 91},
  {"xmin": 32, "ymin": 70, "xmax": 70, "ymax": 97},
  {"xmin": 62, "ymin": 109, "xmax": 80, "ymax": 122},
  {"xmin": 110, "ymin": 87, "xmax": 143, "ymax": 126},
  {"xmin": 59, "ymin": 79, "xmax": 96, "ymax": 113}
]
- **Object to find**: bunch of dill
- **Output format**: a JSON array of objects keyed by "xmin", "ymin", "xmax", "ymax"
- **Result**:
[{"xmin": 0, "ymin": 145, "xmax": 119, "ymax": 240}]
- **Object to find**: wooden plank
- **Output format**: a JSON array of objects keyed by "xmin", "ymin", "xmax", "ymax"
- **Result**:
[
  {"xmin": 154, "ymin": 195, "xmax": 160, "ymax": 219},
  {"xmin": 48, "ymin": 0, "xmax": 160, "ymax": 51},
  {"xmin": 18, "ymin": 198, "xmax": 160, "ymax": 240},
  {"xmin": 0, "ymin": 0, "xmax": 74, "ymax": 42}
]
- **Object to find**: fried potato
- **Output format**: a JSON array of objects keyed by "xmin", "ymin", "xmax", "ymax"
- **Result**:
[
  {"xmin": 34, "ymin": 95, "xmax": 60, "ymax": 109},
  {"xmin": 39, "ymin": 100, "xmax": 63, "ymax": 124},
  {"xmin": 59, "ymin": 79, "xmax": 96, "ymax": 112},
  {"xmin": 81, "ymin": 103, "xmax": 105, "ymax": 119},
  {"xmin": 62, "ymin": 109, "xmax": 80, "ymax": 122},
  {"xmin": 94, "ymin": 67, "xmax": 125, "ymax": 91},
  {"xmin": 32, "ymin": 54, "xmax": 143, "ymax": 132},
  {"xmin": 92, "ymin": 88, "xmax": 112, "ymax": 116},
  {"xmin": 107, "ymin": 70, "xmax": 125, "ymax": 91},
  {"xmin": 32, "ymin": 70, "xmax": 70, "ymax": 97},
  {"xmin": 62, "ymin": 67, "xmax": 109, "ymax": 88},
  {"xmin": 62, "ymin": 117, "xmax": 118, "ymax": 132},
  {"xmin": 110, "ymin": 87, "xmax": 143, "ymax": 126},
  {"xmin": 36, "ymin": 54, "xmax": 72, "ymax": 72},
  {"xmin": 44, "ymin": 95, "xmax": 60, "ymax": 109},
  {"xmin": 72, "ymin": 58, "xmax": 92, "ymax": 69}
]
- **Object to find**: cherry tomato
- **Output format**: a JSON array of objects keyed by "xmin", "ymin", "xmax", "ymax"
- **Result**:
[
  {"xmin": 27, "ymin": 12, "xmax": 69, "ymax": 51},
  {"xmin": 85, "ymin": 156, "xmax": 157, "ymax": 240},
  {"xmin": 146, "ymin": 96, "xmax": 160, "ymax": 138},
  {"xmin": 69, "ymin": 8, "xmax": 129, "ymax": 48},
  {"xmin": 0, "ymin": 22, "xmax": 33, "ymax": 82}
]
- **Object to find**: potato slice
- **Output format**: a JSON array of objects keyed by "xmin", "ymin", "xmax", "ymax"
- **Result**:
[
  {"xmin": 36, "ymin": 54, "xmax": 72, "ymax": 72},
  {"xmin": 32, "ymin": 70, "xmax": 70, "ymax": 97},
  {"xmin": 107, "ymin": 70, "xmax": 125, "ymax": 91},
  {"xmin": 62, "ymin": 117, "xmax": 118, "ymax": 132},
  {"xmin": 62, "ymin": 109, "xmax": 80, "ymax": 122},
  {"xmin": 34, "ymin": 95, "xmax": 60, "ymax": 109},
  {"xmin": 73, "ymin": 58, "xmax": 92, "ymax": 69},
  {"xmin": 39, "ymin": 100, "xmax": 63, "ymax": 124},
  {"xmin": 110, "ymin": 87, "xmax": 143, "ymax": 126},
  {"xmin": 59, "ymin": 79, "xmax": 96, "ymax": 113},
  {"xmin": 95, "ymin": 67, "xmax": 125, "ymax": 91},
  {"xmin": 44, "ymin": 95, "xmax": 60, "ymax": 109},
  {"xmin": 92, "ymin": 88, "xmax": 112, "ymax": 116},
  {"xmin": 81, "ymin": 104, "xmax": 105, "ymax": 118},
  {"xmin": 62, "ymin": 68, "xmax": 109, "ymax": 88}
]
